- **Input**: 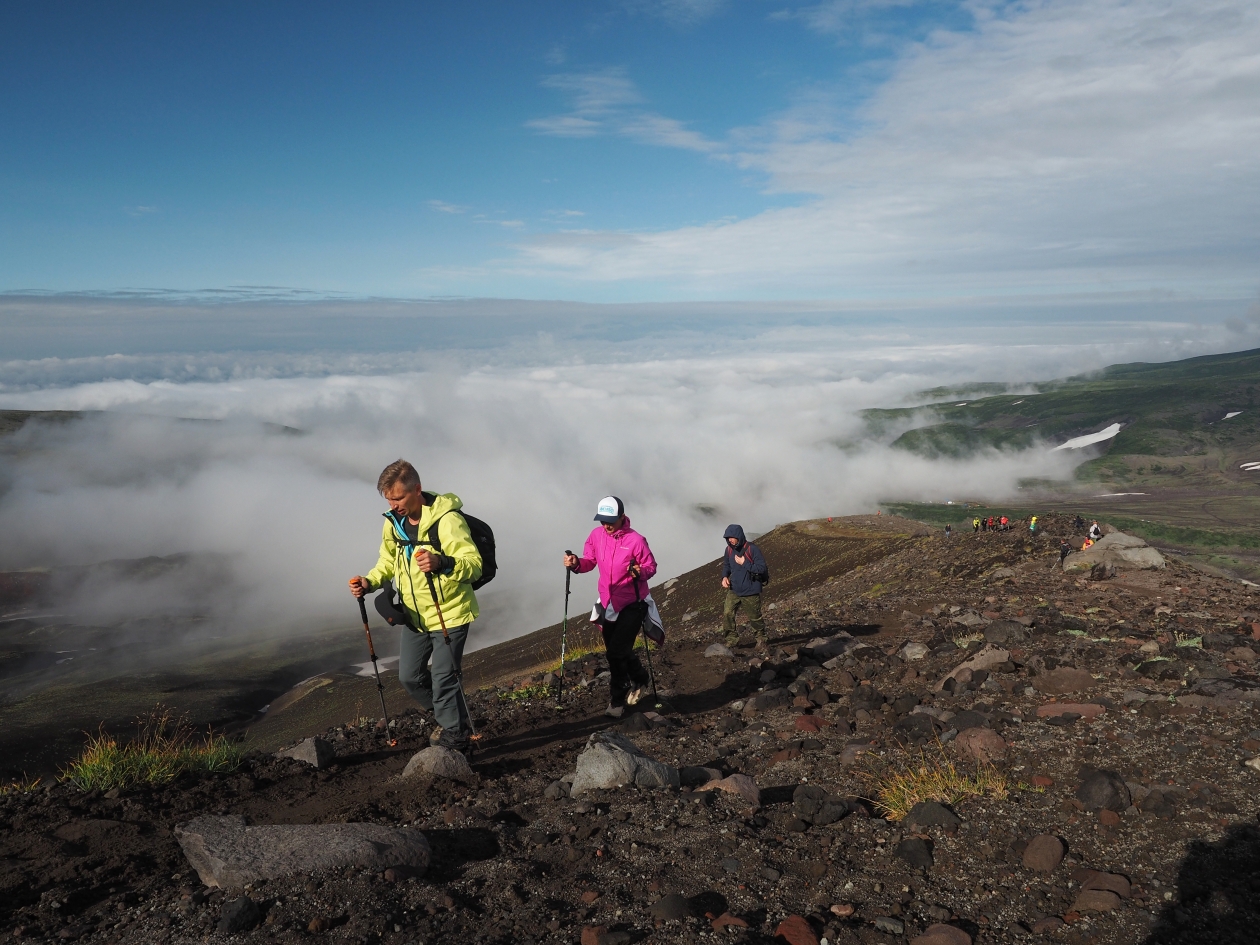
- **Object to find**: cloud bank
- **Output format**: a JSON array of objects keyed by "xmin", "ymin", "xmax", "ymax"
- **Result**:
[{"xmin": 517, "ymin": 0, "xmax": 1260, "ymax": 297}]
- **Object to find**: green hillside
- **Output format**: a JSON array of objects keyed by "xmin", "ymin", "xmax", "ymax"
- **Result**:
[{"xmin": 864, "ymin": 347, "xmax": 1260, "ymax": 490}]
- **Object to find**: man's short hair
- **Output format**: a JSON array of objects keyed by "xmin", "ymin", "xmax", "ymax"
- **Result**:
[{"xmin": 377, "ymin": 459, "xmax": 420, "ymax": 494}]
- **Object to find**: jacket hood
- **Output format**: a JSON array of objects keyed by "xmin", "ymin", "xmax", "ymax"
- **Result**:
[{"xmin": 724, "ymin": 524, "xmax": 747, "ymax": 544}]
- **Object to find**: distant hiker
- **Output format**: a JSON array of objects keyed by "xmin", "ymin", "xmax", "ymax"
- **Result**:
[
  {"xmin": 973, "ymin": 517, "xmax": 980, "ymax": 534},
  {"xmin": 720, "ymin": 524, "xmax": 770, "ymax": 648},
  {"xmin": 564, "ymin": 497, "xmax": 657, "ymax": 719},
  {"xmin": 944, "ymin": 523, "xmax": 952, "ymax": 539},
  {"xmin": 1000, "ymin": 515, "xmax": 1009, "ymax": 531},
  {"xmin": 1089, "ymin": 520, "xmax": 1102, "ymax": 541},
  {"xmin": 348, "ymin": 459, "xmax": 482, "ymax": 758},
  {"xmin": 988, "ymin": 516, "xmax": 996, "ymax": 531},
  {"xmin": 1029, "ymin": 515, "xmax": 1038, "ymax": 534},
  {"xmin": 1074, "ymin": 515, "xmax": 1086, "ymax": 532},
  {"xmin": 1059, "ymin": 538, "xmax": 1071, "ymax": 565},
  {"xmin": 1082, "ymin": 537, "xmax": 1095, "ymax": 550}
]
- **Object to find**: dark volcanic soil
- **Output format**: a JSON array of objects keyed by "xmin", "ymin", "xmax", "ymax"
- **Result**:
[{"xmin": 4, "ymin": 514, "xmax": 1260, "ymax": 945}]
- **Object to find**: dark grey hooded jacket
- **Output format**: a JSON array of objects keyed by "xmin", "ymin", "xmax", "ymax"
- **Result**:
[{"xmin": 722, "ymin": 524, "xmax": 769, "ymax": 597}]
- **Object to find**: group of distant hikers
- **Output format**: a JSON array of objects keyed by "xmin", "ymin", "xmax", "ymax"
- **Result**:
[{"xmin": 347, "ymin": 460, "xmax": 772, "ymax": 756}]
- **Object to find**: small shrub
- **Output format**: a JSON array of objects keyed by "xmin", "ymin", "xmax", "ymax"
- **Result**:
[
  {"xmin": 60, "ymin": 706, "xmax": 243, "ymax": 792},
  {"xmin": 1174, "ymin": 632, "xmax": 1203, "ymax": 649}
]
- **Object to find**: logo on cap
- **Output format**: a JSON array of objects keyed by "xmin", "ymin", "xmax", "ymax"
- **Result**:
[{"xmin": 594, "ymin": 495, "xmax": 624, "ymax": 523}]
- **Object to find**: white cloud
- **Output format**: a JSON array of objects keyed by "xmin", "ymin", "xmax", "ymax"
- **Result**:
[
  {"xmin": 528, "ymin": 68, "xmax": 720, "ymax": 153},
  {"xmin": 124, "ymin": 205, "xmax": 159, "ymax": 217},
  {"xmin": 513, "ymin": 0, "xmax": 1260, "ymax": 297},
  {"xmin": 0, "ymin": 338, "xmax": 1091, "ymax": 650},
  {"xmin": 427, "ymin": 199, "xmax": 469, "ymax": 214},
  {"xmin": 627, "ymin": 0, "xmax": 728, "ymax": 25}
]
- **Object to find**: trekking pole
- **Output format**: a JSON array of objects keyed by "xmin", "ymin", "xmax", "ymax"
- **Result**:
[
  {"xmin": 424, "ymin": 571, "xmax": 477, "ymax": 738},
  {"xmin": 356, "ymin": 596, "xmax": 396, "ymax": 746},
  {"xmin": 630, "ymin": 560, "xmax": 661, "ymax": 709},
  {"xmin": 557, "ymin": 551, "xmax": 574, "ymax": 702}
]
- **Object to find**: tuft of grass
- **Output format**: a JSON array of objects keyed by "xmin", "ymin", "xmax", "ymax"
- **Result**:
[
  {"xmin": 858, "ymin": 746, "xmax": 1009, "ymax": 822},
  {"xmin": 0, "ymin": 775, "xmax": 42, "ymax": 796},
  {"xmin": 498, "ymin": 684, "xmax": 554, "ymax": 703},
  {"xmin": 59, "ymin": 706, "xmax": 243, "ymax": 792},
  {"xmin": 1174, "ymin": 632, "xmax": 1203, "ymax": 649},
  {"xmin": 1061, "ymin": 628, "xmax": 1089, "ymax": 638},
  {"xmin": 951, "ymin": 631, "xmax": 985, "ymax": 647}
]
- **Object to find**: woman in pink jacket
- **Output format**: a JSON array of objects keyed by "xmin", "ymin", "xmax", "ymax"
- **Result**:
[{"xmin": 563, "ymin": 496, "xmax": 657, "ymax": 718}]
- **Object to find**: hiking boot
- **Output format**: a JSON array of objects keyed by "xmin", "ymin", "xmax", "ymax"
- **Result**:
[
  {"xmin": 604, "ymin": 704, "xmax": 625, "ymax": 719},
  {"xmin": 625, "ymin": 687, "xmax": 643, "ymax": 706}
]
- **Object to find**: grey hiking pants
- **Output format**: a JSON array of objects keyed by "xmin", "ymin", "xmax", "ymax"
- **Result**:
[{"xmin": 398, "ymin": 624, "xmax": 472, "ymax": 747}]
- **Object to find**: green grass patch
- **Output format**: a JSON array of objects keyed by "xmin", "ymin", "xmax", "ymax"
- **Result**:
[{"xmin": 59, "ymin": 707, "xmax": 243, "ymax": 792}]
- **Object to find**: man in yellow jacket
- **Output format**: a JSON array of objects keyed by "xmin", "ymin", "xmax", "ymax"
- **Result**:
[{"xmin": 349, "ymin": 459, "xmax": 482, "ymax": 757}]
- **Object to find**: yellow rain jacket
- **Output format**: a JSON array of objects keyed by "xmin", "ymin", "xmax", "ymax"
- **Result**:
[{"xmin": 364, "ymin": 492, "xmax": 481, "ymax": 632}]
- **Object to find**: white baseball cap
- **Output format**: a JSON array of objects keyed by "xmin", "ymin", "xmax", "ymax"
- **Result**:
[{"xmin": 594, "ymin": 495, "xmax": 625, "ymax": 524}]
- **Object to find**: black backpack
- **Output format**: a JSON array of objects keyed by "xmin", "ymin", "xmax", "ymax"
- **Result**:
[{"xmin": 428, "ymin": 510, "xmax": 497, "ymax": 590}]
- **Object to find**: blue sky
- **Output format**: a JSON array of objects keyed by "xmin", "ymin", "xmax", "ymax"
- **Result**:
[{"xmin": 2, "ymin": 1, "xmax": 1257, "ymax": 303}]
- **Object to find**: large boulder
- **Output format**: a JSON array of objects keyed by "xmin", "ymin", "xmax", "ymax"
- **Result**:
[
  {"xmin": 175, "ymin": 815, "xmax": 430, "ymax": 888},
  {"xmin": 1064, "ymin": 531, "xmax": 1165, "ymax": 572},
  {"xmin": 569, "ymin": 730, "xmax": 679, "ymax": 795},
  {"xmin": 400, "ymin": 746, "xmax": 476, "ymax": 784}
]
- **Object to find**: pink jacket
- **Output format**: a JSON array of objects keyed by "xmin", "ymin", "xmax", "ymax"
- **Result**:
[{"xmin": 575, "ymin": 516, "xmax": 658, "ymax": 613}]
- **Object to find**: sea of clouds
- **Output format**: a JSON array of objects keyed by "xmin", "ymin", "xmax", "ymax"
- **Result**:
[{"xmin": 1, "ymin": 296, "xmax": 1256, "ymax": 652}]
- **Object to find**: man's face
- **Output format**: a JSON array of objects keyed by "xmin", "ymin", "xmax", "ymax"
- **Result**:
[
  {"xmin": 728, "ymin": 537, "xmax": 740, "ymax": 547},
  {"xmin": 383, "ymin": 480, "xmax": 425, "ymax": 520}
]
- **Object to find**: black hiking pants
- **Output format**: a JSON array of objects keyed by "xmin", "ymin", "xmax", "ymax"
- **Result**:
[{"xmin": 600, "ymin": 601, "xmax": 650, "ymax": 706}]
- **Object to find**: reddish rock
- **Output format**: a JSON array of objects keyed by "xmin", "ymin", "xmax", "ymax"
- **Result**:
[
  {"xmin": 771, "ymin": 747, "xmax": 803, "ymax": 765},
  {"xmin": 1031, "ymin": 775, "xmax": 1054, "ymax": 788},
  {"xmin": 1032, "ymin": 667, "xmax": 1096, "ymax": 695},
  {"xmin": 829, "ymin": 904, "xmax": 855, "ymax": 917},
  {"xmin": 1080, "ymin": 872, "xmax": 1132, "ymax": 898},
  {"xmin": 1031, "ymin": 917, "xmax": 1064, "ymax": 933},
  {"xmin": 308, "ymin": 918, "xmax": 329, "ymax": 933},
  {"xmin": 581, "ymin": 926, "xmax": 607, "ymax": 945},
  {"xmin": 1022, "ymin": 834, "xmax": 1066, "ymax": 872},
  {"xmin": 792, "ymin": 695, "xmax": 813, "ymax": 709},
  {"xmin": 910, "ymin": 924, "xmax": 972, "ymax": 945},
  {"xmin": 711, "ymin": 913, "xmax": 749, "ymax": 931},
  {"xmin": 1225, "ymin": 646, "xmax": 1257, "ymax": 662},
  {"xmin": 698, "ymin": 773, "xmax": 761, "ymax": 808},
  {"xmin": 581, "ymin": 891, "xmax": 600, "ymax": 903},
  {"xmin": 952, "ymin": 727, "xmax": 1007, "ymax": 763},
  {"xmin": 1062, "ymin": 911, "xmax": 1082, "ymax": 924},
  {"xmin": 1098, "ymin": 809, "xmax": 1121, "ymax": 826},
  {"xmin": 795, "ymin": 715, "xmax": 825, "ymax": 732},
  {"xmin": 774, "ymin": 915, "xmax": 819, "ymax": 945},
  {"xmin": 1072, "ymin": 889, "xmax": 1122, "ymax": 912},
  {"xmin": 1035, "ymin": 703, "xmax": 1105, "ymax": 720}
]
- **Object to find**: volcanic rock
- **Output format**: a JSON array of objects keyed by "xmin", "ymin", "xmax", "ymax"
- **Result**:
[
  {"xmin": 773, "ymin": 914, "xmax": 819, "ymax": 945},
  {"xmin": 792, "ymin": 784, "xmax": 848, "ymax": 825},
  {"xmin": 1032, "ymin": 667, "xmax": 1096, "ymax": 695},
  {"xmin": 217, "ymin": 896, "xmax": 262, "ymax": 933},
  {"xmin": 648, "ymin": 893, "xmax": 691, "ymax": 921},
  {"xmin": 275, "ymin": 737, "xmax": 335, "ymax": 769},
  {"xmin": 401, "ymin": 746, "xmax": 476, "ymax": 784},
  {"xmin": 175, "ymin": 815, "xmax": 431, "ymax": 888},
  {"xmin": 698, "ymin": 773, "xmax": 761, "ymax": 807},
  {"xmin": 895, "ymin": 837, "xmax": 933, "ymax": 869},
  {"xmin": 953, "ymin": 727, "xmax": 1007, "ymax": 763},
  {"xmin": 905, "ymin": 801, "xmax": 962, "ymax": 834},
  {"xmin": 1072, "ymin": 889, "xmax": 1122, "ymax": 912},
  {"xmin": 569, "ymin": 730, "xmax": 679, "ymax": 795},
  {"xmin": 1076, "ymin": 767, "xmax": 1131, "ymax": 811},
  {"xmin": 911, "ymin": 925, "xmax": 972, "ymax": 945},
  {"xmin": 936, "ymin": 645, "xmax": 1009, "ymax": 691},
  {"xmin": 1021, "ymin": 834, "xmax": 1065, "ymax": 872},
  {"xmin": 705, "ymin": 643, "xmax": 734, "ymax": 659}
]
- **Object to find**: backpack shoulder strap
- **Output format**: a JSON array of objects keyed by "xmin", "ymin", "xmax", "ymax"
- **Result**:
[{"xmin": 426, "ymin": 509, "xmax": 454, "ymax": 554}]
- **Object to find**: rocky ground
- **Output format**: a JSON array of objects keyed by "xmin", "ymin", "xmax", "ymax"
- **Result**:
[{"xmin": 3, "ymin": 514, "xmax": 1260, "ymax": 945}]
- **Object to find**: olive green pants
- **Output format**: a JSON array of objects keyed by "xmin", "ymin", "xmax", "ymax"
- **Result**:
[{"xmin": 723, "ymin": 590, "xmax": 765, "ymax": 643}]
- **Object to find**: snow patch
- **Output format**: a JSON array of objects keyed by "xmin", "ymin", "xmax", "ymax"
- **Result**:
[
  {"xmin": 1224, "ymin": 411, "xmax": 1242, "ymax": 420},
  {"xmin": 1051, "ymin": 422, "xmax": 1122, "ymax": 451}
]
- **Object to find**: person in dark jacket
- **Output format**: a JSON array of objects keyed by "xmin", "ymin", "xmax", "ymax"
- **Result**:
[{"xmin": 721, "ymin": 524, "xmax": 769, "ymax": 647}]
